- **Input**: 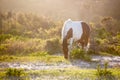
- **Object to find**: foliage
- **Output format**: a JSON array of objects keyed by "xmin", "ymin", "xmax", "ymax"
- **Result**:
[
  {"xmin": 0, "ymin": 38, "xmax": 45, "ymax": 55},
  {"xmin": 44, "ymin": 38, "xmax": 62, "ymax": 54},
  {"xmin": 96, "ymin": 62, "xmax": 116, "ymax": 80},
  {"xmin": 0, "ymin": 12, "xmax": 63, "ymax": 55},
  {"xmin": 0, "ymin": 55, "xmax": 18, "ymax": 62},
  {"xmin": 0, "ymin": 11, "xmax": 120, "ymax": 56},
  {"xmin": 70, "ymin": 48, "xmax": 91, "ymax": 61},
  {"xmin": 22, "ymin": 68, "xmax": 120, "ymax": 80},
  {"xmin": 1, "ymin": 68, "xmax": 120, "ymax": 80},
  {"xmin": 5, "ymin": 68, "xmax": 28, "ymax": 80},
  {"xmin": 29, "ymin": 51, "xmax": 48, "ymax": 56},
  {"xmin": 0, "ymin": 34, "xmax": 12, "ymax": 43},
  {"xmin": 90, "ymin": 17, "xmax": 120, "ymax": 56},
  {"xmin": 0, "ymin": 55, "xmax": 68, "ymax": 64}
]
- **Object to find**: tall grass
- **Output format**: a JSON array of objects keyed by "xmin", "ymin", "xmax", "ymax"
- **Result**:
[
  {"xmin": 70, "ymin": 48, "xmax": 91, "ymax": 61},
  {"xmin": 5, "ymin": 68, "xmax": 28, "ymax": 80},
  {"xmin": 0, "ymin": 12, "xmax": 120, "ymax": 56},
  {"xmin": 96, "ymin": 62, "xmax": 116, "ymax": 80}
]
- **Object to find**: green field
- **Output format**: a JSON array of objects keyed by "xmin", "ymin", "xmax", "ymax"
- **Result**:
[{"xmin": 0, "ymin": 0, "xmax": 120, "ymax": 80}]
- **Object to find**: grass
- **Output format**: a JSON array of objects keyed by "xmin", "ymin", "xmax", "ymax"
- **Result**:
[
  {"xmin": 96, "ymin": 62, "xmax": 117, "ymax": 80},
  {"xmin": 27, "ymin": 68, "xmax": 96, "ymax": 80},
  {"xmin": 0, "ymin": 51, "xmax": 120, "ymax": 80},
  {"xmin": 0, "ymin": 54, "xmax": 69, "ymax": 64},
  {"xmin": 0, "ymin": 68, "xmax": 120, "ymax": 80},
  {"xmin": 6, "ymin": 68, "xmax": 25, "ymax": 76},
  {"xmin": 0, "ymin": 53, "xmax": 120, "ymax": 80},
  {"xmin": 70, "ymin": 48, "xmax": 92, "ymax": 61},
  {"xmin": 0, "ymin": 68, "xmax": 28, "ymax": 80},
  {"xmin": 98, "ymin": 51, "xmax": 114, "ymax": 56}
]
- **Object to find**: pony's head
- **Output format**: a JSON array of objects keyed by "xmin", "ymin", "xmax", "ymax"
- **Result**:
[
  {"xmin": 62, "ymin": 37, "xmax": 68, "ymax": 59},
  {"xmin": 62, "ymin": 28, "xmax": 73, "ymax": 59}
]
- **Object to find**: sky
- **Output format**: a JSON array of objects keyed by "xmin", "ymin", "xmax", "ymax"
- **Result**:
[{"xmin": 0, "ymin": 0, "xmax": 119, "ymax": 21}]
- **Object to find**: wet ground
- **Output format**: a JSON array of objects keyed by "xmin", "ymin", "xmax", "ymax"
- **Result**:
[{"xmin": 0, "ymin": 56, "xmax": 120, "ymax": 70}]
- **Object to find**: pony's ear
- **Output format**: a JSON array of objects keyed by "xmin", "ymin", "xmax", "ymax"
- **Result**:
[
  {"xmin": 65, "ymin": 19, "xmax": 72, "ymax": 24},
  {"xmin": 68, "ymin": 19, "xmax": 72, "ymax": 21}
]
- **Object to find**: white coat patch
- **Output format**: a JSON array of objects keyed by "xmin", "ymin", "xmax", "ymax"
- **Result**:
[{"xmin": 62, "ymin": 19, "xmax": 83, "ymax": 42}]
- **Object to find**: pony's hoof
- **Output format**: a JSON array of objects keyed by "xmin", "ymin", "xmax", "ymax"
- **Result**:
[{"xmin": 64, "ymin": 56, "xmax": 68, "ymax": 59}]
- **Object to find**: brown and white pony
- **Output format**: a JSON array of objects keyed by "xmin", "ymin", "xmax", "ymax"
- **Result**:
[{"xmin": 61, "ymin": 19, "xmax": 90, "ymax": 59}]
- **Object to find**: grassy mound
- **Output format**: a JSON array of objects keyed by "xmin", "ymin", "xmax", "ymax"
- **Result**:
[{"xmin": 70, "ymin": 48, "xmax": 91, "ymax": 61}]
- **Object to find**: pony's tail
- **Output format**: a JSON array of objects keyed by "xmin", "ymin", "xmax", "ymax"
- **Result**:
[{"xmin": 61, "ymin": 19, "xmax": 72, "ymax": 42}]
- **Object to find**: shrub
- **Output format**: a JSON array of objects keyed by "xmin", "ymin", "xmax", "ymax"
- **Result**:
[
  {"xmin": 44, "ymin": 38, "xmax": 62, "ymax": 54},
  {"xmin": 96, "ymin": 62, "xmax": 116, "ymax": 80},
  {"xmin": 70, "ymin": 48, "xmax": 91, "ymax": 61},
  {"xmin": 0, "ymin": 34, "xmax": 12, "ymax": 43},
  {"xmin": 0, "ymin": 44, "xmax": 8, "ymax": 55},
  {"xmin": 0, "ymin": 37, "xmax": 44, "ymax": 55},
  {"xmin": 105, "ymin": 45, "xmax": 120, "ymax": 56},
  {"xmin": 0, "ymin": 55, "xmax": 17, "ymax": 62},
  {"xmin": 29, "ymin": 51, "xmax": 48, "ymax": 56},
  {"xmin": 5, "ymin": 68, "xmax": 28, "ymax": 80}
]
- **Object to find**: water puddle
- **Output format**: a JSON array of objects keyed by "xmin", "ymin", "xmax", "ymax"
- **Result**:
[{"xmin": 0, "ymin": 56, "xmax": 120, "ymax": 70}]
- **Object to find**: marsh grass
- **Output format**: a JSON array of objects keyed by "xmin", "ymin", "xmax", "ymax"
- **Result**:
[
  {"xmin": 96, "ymin": 62, "xmax": 117, "ymax": 80},
  {"xmin": 0, "ymin": 55, "xmax": 18, "ymax": 62},
  {"xmin": 0, "ymin": 68, "xmax": 30, "ymax": 80},
  {"xmin": 26, "ymin": 68, "xmax": 120, "ymax": 80},
  {"xmin": 0, "ymin": 53, "xmax": 68, "ymax": 64},
  {"xmin": 0, "ymin": 67, "xmax": 120, "ymax": 80},
  {"xmin": 44, "ymin": 38, "xmax": 62, "ymax": 54},
  {"xmin": 70, "ymin": 48, "xmax": 92, "ymax": 61},
  {"xmin": 27, "ymin": 68, "xmax": 96, "ymax": 80},
  {"xmin": 5, "ymin": 68, "xmax": 26, "ymax": 77},
  {"xmin": 29, "ymin": 51, "xmax": 48, "ymax": 57}
]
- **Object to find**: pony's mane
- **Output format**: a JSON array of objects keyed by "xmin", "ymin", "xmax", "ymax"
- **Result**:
[
  {"xmin": 61, "ymin": 19, "xmax": 72, "ymax": 43},
  {"xmin": 65, "ymin": 19, "xmax": 72, "ymax": 24}
]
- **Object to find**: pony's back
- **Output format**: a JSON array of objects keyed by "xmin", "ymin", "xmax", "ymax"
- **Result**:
[
  {"xmin": 61, "ymin": 19, "xmax": 83, "ymax": 42},
  {"xmin": 61, "ymin": 19, "xmax": 72, "ymax": 43}
]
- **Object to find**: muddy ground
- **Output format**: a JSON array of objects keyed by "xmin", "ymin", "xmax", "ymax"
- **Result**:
[{"xmin": 0, "ymin": 56, "xmax": 120, "ymax": 70}]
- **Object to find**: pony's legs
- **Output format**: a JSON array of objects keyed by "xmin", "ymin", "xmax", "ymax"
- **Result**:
[
  {"xmin": 69, "ymin": 38, "xmax": 73, "ymax": 49},
  {"xmin": 62, "ymin": 38, "xmax": 68, "ymax": 59},
  {"xmin": 80, "ymin": 42, "xmax": 88, "ymax": 52},
  {"xmin": 84, "ymin": 42, "xmax": 90, "ymax": 51},
  {"xmin": 84, "ymin": 38, "xmax": 90, "ymax": 52},
  {"xmin": 62, "ymin": 38, "xmax": 73, "ymax": 59},
  {"xmin": 81, "ymin": 42, "xmax": 84, "ymax": 49},
  {"xmin": 68, "ymin": 38, "xmax": 73, "ymax": 58}
]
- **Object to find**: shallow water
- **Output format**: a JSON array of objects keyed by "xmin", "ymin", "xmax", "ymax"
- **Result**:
[{"xmin": 0, "ymin": 56, "xmax": 120, "ymax": 70}]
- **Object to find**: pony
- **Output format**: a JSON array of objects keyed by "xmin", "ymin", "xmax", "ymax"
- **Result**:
[{"xmin": 61, "ymin": 19, "xmax": 90, "ymax": 59}]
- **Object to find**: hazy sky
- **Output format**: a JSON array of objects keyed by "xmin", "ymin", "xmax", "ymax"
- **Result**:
[{"xmin": 0, "ymin": 0, "xmax": 119, "ymax": 21}]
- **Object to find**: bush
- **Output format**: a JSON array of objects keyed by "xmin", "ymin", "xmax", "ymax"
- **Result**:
[
  {"xmin": 70, "ymin": 48, "xmax": 91, "ymax": 61},
  {"xmin": 0, "ymin": 34, "xmax": 12, "ymax": 43},
  {"xmin": 0, "ymin": 55, "xmax": 17, "ymax": 62},
  {"xmin": 105, "ymin": 45, "xmax": 120, "ymax": 56},
  {"xmin": 44, "ymin": 38, "xmax": 62, "ymax": 54},
  {"xmin": 0, "ymin": 44, "xmax": 8, "ymax": 55},
  {"xmin": 5, "ymin": 68, "xmax": 28, "ymax": 80},
  {"xmin": 29, "ymin": 51, "xmax": 48, "ymax": 56},
  {"xmin": 96, "ymin": 62, "xmax": 116, "ymax": 80},
  {"xmin": 1, "ymin": 11, "xmax": 120, "ymax": 57},
  {"xmin": 0, "ymin": 37, "xmax": 44, "ymax": 55}
]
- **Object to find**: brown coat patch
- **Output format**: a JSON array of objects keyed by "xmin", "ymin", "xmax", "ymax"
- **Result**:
[
  {"xmin": 78, "ymin": 22, "xmax": 90, "ymax": 48},
  {"xmin": 62, "ymin": 22, "xmax": 90, "ymax": 59},
  {"xmin": 62, "ymin": 28, "xmax": 73, "ymax": 59}
]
